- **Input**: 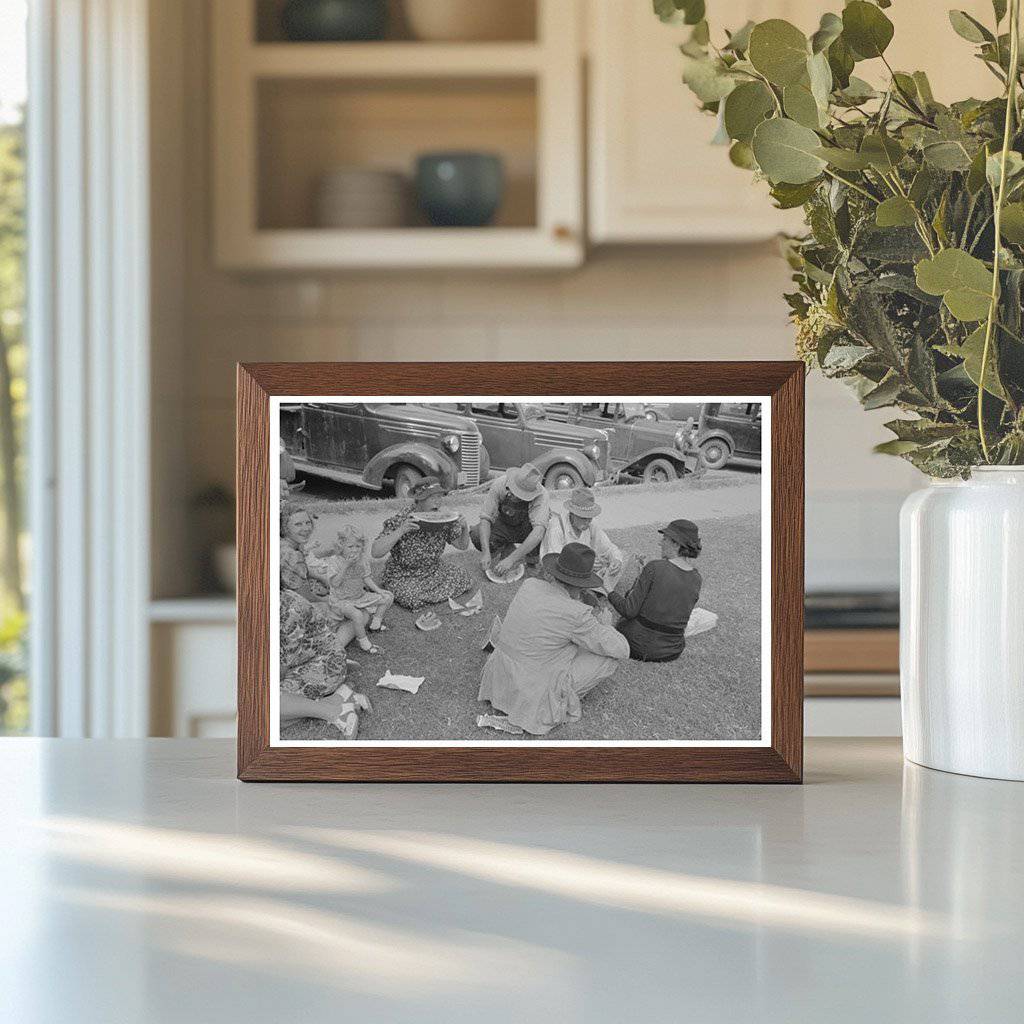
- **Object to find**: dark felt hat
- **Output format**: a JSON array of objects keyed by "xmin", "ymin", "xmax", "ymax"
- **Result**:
[
  {"xmin": 541, "ymin": 541, "xmax": 605, "ymax": 591},
  {"xmin": 659, "ymin": 519, "xmax": 701, "ymax": 552}
]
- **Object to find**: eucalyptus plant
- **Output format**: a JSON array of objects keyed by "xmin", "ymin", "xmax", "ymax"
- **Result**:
[{"xmin": 659, "ymin": 0, "xmax": 1024, "ymax": 475}]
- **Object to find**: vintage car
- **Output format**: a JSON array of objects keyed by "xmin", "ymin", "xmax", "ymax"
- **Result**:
[
  {"xmin": 432, "ymin": 402, "xmax": 610, "ymax": 490},
  {"xmin": 696, "ymin": 402, "xmax": 762, "ymax": 469},
  {"xmin": 279, "ymin": 402, "xmax": 487, "ymax": 497},
  {"xmin": 543, "ymin": 402, "xmax": 702, "ymax": 483},
  {"xmin": 629, "ymin": 402, "xmax": 703, "ymax": 424}
]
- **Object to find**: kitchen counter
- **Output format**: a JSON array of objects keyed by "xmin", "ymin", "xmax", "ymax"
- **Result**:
[{"xmin": 2, "ymin": 738, "xmax": 1021, "ymax": 1023}]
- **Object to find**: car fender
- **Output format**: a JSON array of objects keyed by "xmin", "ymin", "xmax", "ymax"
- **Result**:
[
  {"xmin": 363, "ymin": 443, "xmax": 458, "ymax": 490},
  {"xmin": 531, "ymin": 448, "xmax": 597, "ymax": 486},
  {"xmin": 622, "ymin": 446, "xmax": 700, "ymax": 474},
  {"xmin": 697, "ymin": 429, "xmax": 735, "ymax": 454}
]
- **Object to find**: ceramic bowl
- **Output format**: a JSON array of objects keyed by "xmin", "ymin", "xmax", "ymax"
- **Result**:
[
  {"xmin": 281, "ymin": 0, "xmax": 388, "ymax": 42},
  {"xmin": 415, "ymin": 152, "xmax": 505, "ymax": 228},
  {"xmin": 403, "ymin": 0, "xmax": 534, "ymax": 42}
]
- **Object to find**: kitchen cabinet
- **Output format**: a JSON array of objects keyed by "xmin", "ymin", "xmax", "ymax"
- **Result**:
[
  {"xmin": 212, "ymin": 0, "xmax": 584, "ymax": 269},
  {"xmin": 587, "ymin": 0, "xmax": 999, "ymax": 244}
]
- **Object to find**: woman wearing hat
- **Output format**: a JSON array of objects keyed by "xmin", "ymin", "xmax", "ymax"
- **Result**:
[
  {"xmin": 372, "ymin": 476, "xmax": 472, "ymax": 610},
  {"xmin": 470, "ymin": 463, "xmax": 551, "ymax": 576},
  {"xmin": 609, "ymin": 519, "xmax": 704, "ymax": 663},
  {"xmin": 541, "ymin": 487, "xmax": 623, "ymax": 593},
  {"xmin": 478, "ymin": 542, "xmax": 629, "ymax": 735}
]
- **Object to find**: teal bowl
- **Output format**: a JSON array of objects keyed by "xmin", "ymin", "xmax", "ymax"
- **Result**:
[
  {"xmin": 281, "ymin": 0, "xmax": 388, "ymax": 42},
  {"xmin": 415, "ymin": 152, "xmax": 505, "ymax": 228}
]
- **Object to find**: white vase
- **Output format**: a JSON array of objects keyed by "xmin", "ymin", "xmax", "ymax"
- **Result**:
[{"xmin": 900, "ymin": 467, "xmax": 1024, "ymax": 781}]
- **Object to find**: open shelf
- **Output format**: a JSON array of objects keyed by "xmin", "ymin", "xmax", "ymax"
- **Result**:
[
  {"xmin": 249, "ymin": 42, "xmax": 544, "ymax": 78},
  {"xmin": 257, "ymin": 76, "xmax": 538, "ymax": 232}
]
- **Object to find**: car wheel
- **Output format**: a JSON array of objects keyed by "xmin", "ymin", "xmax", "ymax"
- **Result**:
[
  {"xmin": 642, "ymin": 458, "xmax": 677, "ymax": 484},
  {"xmin": 392, "ymin": 464, "xmax": 425, "ymax": 498},
  {"xmin": 699, "ymin": 439, "xmax": 731, "ymax": 471},
  {"xmin": 544, "ymin": 464, "xmax": 584, "ymax": 491}
]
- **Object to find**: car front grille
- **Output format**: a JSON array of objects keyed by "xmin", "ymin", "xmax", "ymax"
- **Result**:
[{"xmin": 458, "ymin": 431, "xmax": 481, "ymax": 486}]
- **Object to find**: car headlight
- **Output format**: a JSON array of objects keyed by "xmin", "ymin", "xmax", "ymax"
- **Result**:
[
  {"xmin": 442, "ymin": 433, "xmax": 460, "ymax": 454},
  {"xmin": 583, "ymin": 442, "xmax": 601, "ymax": 464},
  {"xmin": 674, "ymin": 428, "xmax": 687, "ymax": 450}
]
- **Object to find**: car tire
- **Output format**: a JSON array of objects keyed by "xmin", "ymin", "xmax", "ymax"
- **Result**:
[
  {"xmin": 544, "ymin": 464, "xmax": 584, "ymax": 491},
  {"xmin": 642, "ymin": 458, "xmax": 677, "ymax": 484},
  {"xmin": 392, "ymin": 464, "xmax": 425, "ymax": 498},
  {"xmin": 699, "ymin": 439, "xmax": 731, "ymax": 471}
]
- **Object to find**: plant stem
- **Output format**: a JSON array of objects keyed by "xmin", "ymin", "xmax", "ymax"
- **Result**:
[
  {"xmin": 821, "ymin": 167, "xmax": 879, "ymax": 203},
  {"xmin": 979, "ymin": 0, "xmax": 1021, "ymax": 462}
]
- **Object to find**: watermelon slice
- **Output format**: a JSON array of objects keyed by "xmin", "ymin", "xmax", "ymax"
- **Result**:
[{"xmin": 415, "ymin": 610, "xmax": 442, "ymax": 632}]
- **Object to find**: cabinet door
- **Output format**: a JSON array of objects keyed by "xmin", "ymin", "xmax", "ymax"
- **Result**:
[
  {"xmin": 588, "ymin": 1, "xmax": 813, "ymax": 242},
  {"xmin": 588, "ymin": 1, "xmax": 1001, "ymax": 244}
]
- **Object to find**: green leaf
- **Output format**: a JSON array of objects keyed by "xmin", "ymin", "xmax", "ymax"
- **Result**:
[
  {"xmin": 1000, "ymin": 202, "xmax": 1024, "ymax": 242},
  {"xmin": 884, "ymin": 418, "xmax": 963, "ymax": 443},
  {"xmin": 923, "ymin": 140, "xmax": 973, "ymax": 171},
  {"xmin": 770, "ymin": 179, "xmax": 820, "ymax": 209},
  {"xmin": 814, "ymin": 146, "xmax": 872, "ymax": 170},
  {"xmin": 915, "ymin": 249, "xmax": 994, "ymax": 321},
  {"xmin": 875, "ymin": 196, "xmax": 918, "ymax": 228},
  {"xmin": 948, "ymin": 10, "xmax": 993, "ymax": 44},
  {"xmin": 993, "ymin": 0, "xmax": 1008, "ymax": 24},
  {"xmin": 748, "ymin": 19, "xmax": 810, "ymax": 87},
  {"xmin": 807, "ymin": 51, "xmax": 833, "ymax": 111},
  {"xmin": 783, "ymin": 83, "xmax": 822, "ymax": 128},
  {"xmin": 724, "ymin": 20, "xmax": 755, "ymax": 53},
  {"xmin": 723, "ymin": 81, "xmax": 775, "ymax": 143},
  {"xmin": 752, "ymin": 117, "xmax": 827, "ymax": 184},
  {"xmin": 967, "ymin": 143, "xmax": 993, "ymax": 193},
  {"xmin": 728, "ymin": 140, "xmax": 758, "ymax": 169},
  {"xmin": 836, "ymin": 75, "xmax": 877, "ymax": 104},
  {"xmin": 842, "ymin": 1, "xmax": 894, "ymax": 60},
  {"xmin": 986, "ymin": 150, "xmax": 1024, "ymax": 190},
  {"xmin": 909, "ymin": 165, "xmax": 936, "ymax": 205},
  {"xmin": 958, "ymin": 324, "xmax": 1007, "ymax": 398},
  {"xmin": 912, "ymin": 71, "xmax": 935, "ymax": 105},
  {"xmin": 810, "ymin": 12, "xmax": 843, "ymax": 54},
  {"xmin": 654, "ymin": 0, "xmax": 705, "ymax": 25},
  {"xmin": 827, "ymin": 35, "xmax": 855, "ymax": 89},
  {"xmin": 874, "ymin": 439, "xmax": 921, "ymax": 455},
  {"xmin": 681, "ymin": 55, "xmax": 737, "ymax": 103},
  {"xmin": 862, "ymin": 374, "xmax": 902, "ymax": 410},
  {"xmin": 860, "ymin": 133, "xmax": 905, "ymax": 172}
]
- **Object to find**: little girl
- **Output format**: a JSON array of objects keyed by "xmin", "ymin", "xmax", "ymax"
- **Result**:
[{"xmin": 307, "ymin": 524, "xmax": 394, "ymax": 654}]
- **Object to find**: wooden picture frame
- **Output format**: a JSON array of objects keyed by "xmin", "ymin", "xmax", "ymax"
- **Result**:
[{"xmin": 238, "ymin": 361, "xmax": 804, "ymax": 782}]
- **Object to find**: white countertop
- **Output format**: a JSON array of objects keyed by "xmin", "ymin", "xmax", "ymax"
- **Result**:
[{"xmin": 2, "ymin": 738, "xmax": 1021, "ymax": 1023}]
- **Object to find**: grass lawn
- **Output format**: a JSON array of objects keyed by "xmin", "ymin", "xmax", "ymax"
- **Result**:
[{"xmin": 292, "ymin": 512, "xmax": 762, "ymax": 742}]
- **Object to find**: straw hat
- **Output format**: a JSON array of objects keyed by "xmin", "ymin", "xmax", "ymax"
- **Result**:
[
  {"xmin": 564, "ymin": 487, "xmax": 602, "ymax": 519},
  {"xmin": 506, "ymin": 463, "xmax": 545, "ymax": 502}
]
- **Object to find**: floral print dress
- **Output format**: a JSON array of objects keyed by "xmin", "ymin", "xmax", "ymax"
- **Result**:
[
  {"xmin": 279, "ymin": 537, "xmax": 361, "ymax": 738},
  {"xmin": 379, "ymin": 505, "xmax": 472, "ymax": 609}
]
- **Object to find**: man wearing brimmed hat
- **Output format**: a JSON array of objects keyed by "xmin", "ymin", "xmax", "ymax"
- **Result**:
[
  {"xmin": 609, "ymin": 519, "xmax": 705, "ymax": 663},
  {"xmin": 541, "ymin": 487, "xmax": 623, "ymax": 593},
  {"xmin": 470, "ymin": 463, "xmax": 550, "ymax": 576},
  {"xmin": 478, "ymin": 542, "xmax": 629, "ymax": 735}
]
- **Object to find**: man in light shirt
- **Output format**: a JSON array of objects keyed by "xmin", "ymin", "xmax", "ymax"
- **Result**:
[{"xmin": 541, "ymin": 487, "xmax": 623, "ymax": 594}]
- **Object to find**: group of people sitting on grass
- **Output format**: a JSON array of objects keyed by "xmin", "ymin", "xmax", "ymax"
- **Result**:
[{"xmin": 279, "ymin": 462, "xmax": 710, "ymax": 739}]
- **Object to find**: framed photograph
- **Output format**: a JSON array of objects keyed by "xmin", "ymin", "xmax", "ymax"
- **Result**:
[{"xmin": 237, "ymin": 362, "xmax": 804, "ymax": 782}]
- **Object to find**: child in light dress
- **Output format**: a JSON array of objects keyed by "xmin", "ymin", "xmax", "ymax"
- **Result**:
[{"xmin": 307, "ymin": 524, "xmax": 394, "ymax": 654}]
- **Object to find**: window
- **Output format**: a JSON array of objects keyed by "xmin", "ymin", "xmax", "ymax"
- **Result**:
[{"xmin": 0, "ymin": 1, "xmax": 27, "ymax": 734}]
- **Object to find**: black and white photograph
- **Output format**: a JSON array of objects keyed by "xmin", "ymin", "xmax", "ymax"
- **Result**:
[{"xmin": 271, "ymin": 396, "xmax": 769, "ymax": 745}]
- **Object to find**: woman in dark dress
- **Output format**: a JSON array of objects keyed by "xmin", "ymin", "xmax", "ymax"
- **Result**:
[{"xmin": 609, "ymin": 519, "xmax": 703, "ymax": 662}]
